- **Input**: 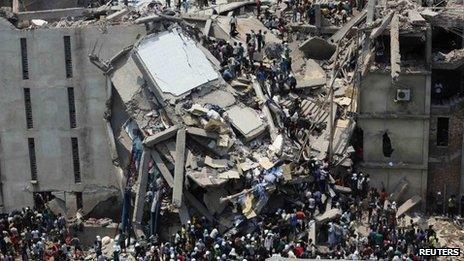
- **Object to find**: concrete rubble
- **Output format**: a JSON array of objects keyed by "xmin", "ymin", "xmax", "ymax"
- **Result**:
[
  {"xmin": 83, "ymin": 5, "xmax": 359, "ymax": 239},
  {"xmin": 4, "ymin": 0, "xmax": 464, "ymax": 256}
]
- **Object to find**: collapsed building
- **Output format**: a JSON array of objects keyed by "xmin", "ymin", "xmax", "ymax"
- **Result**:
[{"xmin": 0, "ymin": 0, "xmax": 462, "ymax": 247}]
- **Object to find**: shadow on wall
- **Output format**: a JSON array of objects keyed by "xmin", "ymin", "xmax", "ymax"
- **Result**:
[{"xmin": 86, "ymin": 195, "xmax": 122, "ymax": 222}]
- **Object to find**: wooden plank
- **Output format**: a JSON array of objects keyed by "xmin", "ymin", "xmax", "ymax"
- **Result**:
[
  {"xmin": 172, "ymin": 128, "xmax": 186, "ymax": 208},
  {"xmin": 143, "ymin": 125, "xmax": 179, "ymax": 147},
  {"xmin": 390, "ymin": 13, "xmax": 401, "ymax": 81}
]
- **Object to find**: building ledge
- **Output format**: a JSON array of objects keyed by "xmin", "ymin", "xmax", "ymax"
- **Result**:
[
  {"xmin": 360, "ymin": 161, "xmax": 427, "ymax": 170},
  {"xmin": 358, "ymin": 113, "xmax": 429, "ymax": 119}
]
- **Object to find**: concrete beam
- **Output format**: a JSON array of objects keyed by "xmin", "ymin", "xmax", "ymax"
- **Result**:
[
  {"xmin": 252, "ymin": 79, "xmax": 277, "ymax": 140},
  {"xmin": 184, "ymin": 190, "xmax": 214, "ymax": 222},
  {"xmin": 204, "ymin": 19, "xmax": 213, "ymax": 36},
  {"xmin": 370, "ymin": 11, "xmax": 395, "ymax": 40},
  {"xmin": 143, "ymin": 125, "xmax": 180, "ymax": 147},
  {"xmin": 360, "ymin": 161, "xmax": 427, "ymax": 170},
  {"xmin": 357, "ymin": 113, "xmax": 430, "ymax": 119},
  {"xmin": 408, "ymin": 10, "xmax": 426, "ymax": 25},
  {"xmin": 186, "ymin": 127, "xmax": 219, "ymax": 139},
  {"xmin": 151, "ymin": 150, "xmax": 174, "ymax": 187},
  {"xmin": 179, "ymin": 201, "xmax": 190, "ymax": 225},
  {"xmin": 396, "ymin": 195, "xmax": 421, "ymax": 218},
  {"xmin": 16, "ymin": 7, "xmax": 88, "ymax": 21},
  {"xmin": 172, "ymin": 128, "xmax": 186, "ymax": 208},
  {"xmin": 314, "ymin": 4, "xmax": 321, "ymax": 29},
  {"xmin": 329, "ymin": 9, "xmax": 367, "ymax": 44},
  {"xmin": 366, "ymin": 0, "xmax": 376, "ymax": 25},
  {"xmin": 390, "ymin": 14, "xmax": 401, "ymax": 82},
  {"xmin": 106, "ymin": 7, "xmax": 130, "ymax": 21},
  {"xmin": 132, "ymin": 149, "xmax": 151, "ymax": 235},
  {"xmin": 390, "ymin": 178, "xmax": 408, "ymax": 202}
]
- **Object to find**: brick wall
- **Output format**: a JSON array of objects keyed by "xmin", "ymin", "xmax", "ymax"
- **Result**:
[{"xmin": 428, "ymin": 105, "xmax": 464, "ymax": 203}]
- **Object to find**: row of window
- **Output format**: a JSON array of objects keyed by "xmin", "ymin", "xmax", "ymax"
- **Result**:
[
  {"xmin": 28, "ymin": 137, "xmax": 81, "ymax": 183},
  {"xmin": 20, "ymin": 36, "xmax": 73, "ymax": 80},
  {"xmin": 23, "ymin": 87, "xmax": 76, "ymax": 129}
]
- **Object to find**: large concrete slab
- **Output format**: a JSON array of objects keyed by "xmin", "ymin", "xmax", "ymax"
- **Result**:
[
  {"xmin": 390, "ymin": 178, "xmax": 408, "ymax": 202},
  {"xmin": 315, "ymin": 208, "xmax": 342, "ymax": 222},
  {"xmin": 298, "ymin": 37, "xmax": 336, "ymax": 60},
  {"xmin": 111, "ymin": 56, "xmax": 144, "ymax": 104},
  {"xmin": 215, "ymin": 16, "xmax": 279, "ymax": 44},
  {"xmin": 226, "ymin": 105, "xmax": 267, "ymax": 141},
  {"xmin": 396, "ymin": 195, "xmax": 421, "ymax": 218},
  {"xmin": 197, "ymin": 89, "xmax": 236, "ymax": 108},
  {"xmin": 295, "ymin": 59, "xmax": 326, "ymax": 89},
  {"xmin": 135, "ymin": 29, "xmax": 218, "ymax": 96}
]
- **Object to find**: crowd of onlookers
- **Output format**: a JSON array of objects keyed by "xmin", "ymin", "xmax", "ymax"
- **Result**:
[
  {"xmin": 110, "ymin": 164, "xmax": 450, "ymax": 260},
  {"xmin": 0, "ymin": 203, "xmax": 85, "ymax": 260}
]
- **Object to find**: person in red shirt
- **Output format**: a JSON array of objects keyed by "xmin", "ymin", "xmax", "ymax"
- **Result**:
[
  {"xmin": 380, "ymin": 188, "xmax": 388, "ymax": 205},
  {"xmin": 294, "ymin": 243, "xmax": 304, "ymax": 257}
]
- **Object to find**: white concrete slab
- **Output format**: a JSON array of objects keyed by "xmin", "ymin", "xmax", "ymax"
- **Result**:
[
  {"xmin": 226, "ymin": 105, "xmax": 267, "ymax": 141},
  {"xmin": 135, "ymin": 29, "xmax": 219, "ymax": 96}
]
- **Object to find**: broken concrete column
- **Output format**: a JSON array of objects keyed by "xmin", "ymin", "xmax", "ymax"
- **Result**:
[
  {"xmin": 151, "ymin": 150, "xmax": 174, "ymax": 187},
  {"xmin": 370, "ymin": 11, "xmax": 395, "ymax": 40},
  {"xmin": 252, "ymin": 79, "xmax": 277, "ymax": 140},
  {"xmin": 132, "ymin": 149, "xmax": 151, "ymax": 237},
  {"xmin": 186, "ymin": 127, "xmax": 219, "ymax": 139},
  {"xmin": 172, "ymin": 128, "xmax": 186, "ymax": 208},
  {"xmin": 390, "ymin": 179, "xmax": 408, "ymax": 202},
  {"xmin": 106, "ymin": 7, "xmax": 130, "ymax": 21},
  {"xmin": 396, "ymin": 195, "xmax": 421, "ymax": 218},
  {"xmin": 390, "ymin": 13, "xmax": 401, "ymax": 82},
  {"xmin": 314, "ymin": 4, "xmax": 321, "ymax": 28},
  {"xmin": 328, "ymin": 9, "xmax": 367, "ymax": 44},
  {"xmin": 204, "ymin": 19, "xmax": 213, "ymax": 36},
  {"xmin": 143, "ymin": 125, "xmax": 179, "ymax": 147},
  {"xmin": 315, "ymin": 208, "xmax": 342, "ymax": 222}
]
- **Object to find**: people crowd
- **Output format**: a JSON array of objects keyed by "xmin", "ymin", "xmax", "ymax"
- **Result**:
[
  {"xmin": 108, "ymin": 163, "xmax": 449, "ymax": 260},
  {"xmin": 0, "ymin": 198, "xmax": 85, "ymax": 260}
]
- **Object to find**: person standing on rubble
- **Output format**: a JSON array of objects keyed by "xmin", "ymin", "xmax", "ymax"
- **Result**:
[
  {"xmin": 447, "ymin": 195, "xmax": 457, "ymax": 218},
  {"xmin": 256, "ymin": 30, "xmax": 264, "ymax": 52},
  {"xmin": 436, "ymin": 191, "xmax": 443, "ymax": 215},
  {"xmin": 182, "ymin": 0, "xmax": 189, "ymax": 13},
  {"xmin": 461, "ymin": 195, "xmax": 464, "ymax": 217},
  {"xmin": 230, "ymin": 14, "xmax": 237, "ymax": 36}
]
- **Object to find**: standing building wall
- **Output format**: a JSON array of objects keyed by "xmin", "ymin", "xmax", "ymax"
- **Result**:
[
  {"xmin": 0, "ymin": 22, "xmax": 146, "ymax": 213},
  {"xmin": 358, "ymin": 70, "xmax": 431, "ymax": 207}
]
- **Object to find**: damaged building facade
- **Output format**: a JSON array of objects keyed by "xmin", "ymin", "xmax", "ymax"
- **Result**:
[
  {"xmin": 357, "ymin": 1, "xmax": 464, "ymax": 208},
  {"xmin": 0, "ymin": 14, "xmax": 146, "ymax": 214},
  {"xmin": 0, "ymin": 0, "xmax": 461, "ymax": 234}
]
